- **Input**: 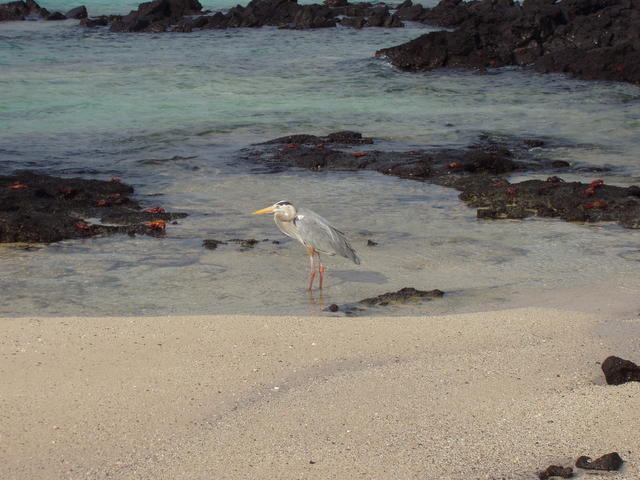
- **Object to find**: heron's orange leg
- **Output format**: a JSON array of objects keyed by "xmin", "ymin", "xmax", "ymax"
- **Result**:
[
  {"xmin": 306, "ymin": 247, "xmax": 316, "ymax": 291},
  {"xmin": 317, "ymin": 253, "xmax": 325, "ymax": 290}
]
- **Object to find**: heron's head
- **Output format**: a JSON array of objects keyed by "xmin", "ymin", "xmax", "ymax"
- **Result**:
[{"xmin": 251, "ymin": 201, "xmax": 296, "ymax": 219}]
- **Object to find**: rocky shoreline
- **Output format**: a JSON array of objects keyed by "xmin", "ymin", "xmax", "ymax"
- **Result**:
[
  {"xmin": 376, "ymin": 0, "xmax": 640, "ymax": 84},
  {"xmin": 243, "ymin": 131, "xmax": 640, "ymax": 229},
  {"xmin": 2, "ymin": 0, "xmax": 638, "ymax": 84},
  {"xmin": 0, "ymin": 0, "xmax": 86, "ymax": 21},
  {"xmin": 0, "ymin": 171, "xmax": 187, "ymax": 243},
  {"xmin": 3, "ymin": 131, "xmax": 638, "ymax": 245}
]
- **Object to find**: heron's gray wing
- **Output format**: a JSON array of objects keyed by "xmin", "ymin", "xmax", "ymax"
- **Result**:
[{"xmin": 295, "ymin": 208, "xmax": 360, "ymax": 264}]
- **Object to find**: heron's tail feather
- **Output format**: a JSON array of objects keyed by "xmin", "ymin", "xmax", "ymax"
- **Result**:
[{"xmin": 345, "ymin": 243, "xmax": 361, "ymax": 265}]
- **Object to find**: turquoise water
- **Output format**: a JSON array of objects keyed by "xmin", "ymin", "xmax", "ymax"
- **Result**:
[{"xmin": 1, "ymin": 6, "xmax": 640, "ymax": 316}]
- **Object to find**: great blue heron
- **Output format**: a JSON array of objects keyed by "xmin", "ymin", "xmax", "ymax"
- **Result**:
[{"xmin": 252, "ymin": 201, "xmax": 360, "ymax": 290}]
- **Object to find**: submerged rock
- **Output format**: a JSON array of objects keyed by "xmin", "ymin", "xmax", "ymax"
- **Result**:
[
  {"xmin": 0, "ymin": 171, "xmax": 187, "ymax": 243},
  {"xmin": 359, "ymin": 287, "xmax": 445, "ymax": 306},
  {"xmin": 601, "ymin": 355, "xmax": 640, "ymax": 385},
  {"xmin": 575, "ymin": 452, "xmax": 624, "ymax": 471},
  {"xmin": 202, "ymin": 238, "xmax": 227, "ymax": 250},
  {"xmin": 203, "ymin": 237, "xmax": 274, "ymax": 250},
  {"xmin": 376, "ymin": 0, "xmax": 640, "ymax": 85},
  {"xmin": 327, "ymin": 287, "xmax": 445, "ymax": 315},
  {"xmin": 229, "ymin": 238, "xmax": 260, "ymax": 248},
  {"xmin": 248, "ymin": 131, "xmax": 538, "ymax": 177}
]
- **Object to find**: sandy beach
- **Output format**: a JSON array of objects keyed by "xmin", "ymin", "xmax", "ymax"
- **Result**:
[{"xmin": 1, "ymin": 308, "xmax": 639, "ymax": 480}]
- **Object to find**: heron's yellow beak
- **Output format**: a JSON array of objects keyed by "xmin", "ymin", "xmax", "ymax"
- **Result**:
[{"xmin": 251, "ymin": 205, "xmax": 275, "ymax": 215}]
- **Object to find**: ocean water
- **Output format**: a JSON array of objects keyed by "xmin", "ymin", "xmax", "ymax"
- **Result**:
[{"xmin": 1, "ymin": 1, "xmax": 640, "ymax": 317}]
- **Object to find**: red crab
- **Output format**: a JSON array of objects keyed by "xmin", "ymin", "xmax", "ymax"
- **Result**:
[
  {"xmin": 584, "ymin": 200, "xmax": 608, "ymax": 209},
  {"xmin": 74, "ymin": 222, "xmax": 91, "ymax": 230},
  {"xmin": 145, "ymin": 220, "xmax": 167, "ymax": 230},
  {"xmin": 583, "ymin": 179, "xmax": 604, "ymax": 196}
]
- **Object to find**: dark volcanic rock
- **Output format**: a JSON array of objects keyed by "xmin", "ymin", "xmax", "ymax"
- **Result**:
[
  {"xmin": 325, "ymin": 287, "xmax": 445, "ymax": 315},
  {"xmin": 223, "ymin": 0, "xmax": 300, "ymax": 27},
  {"xmin": 86, "ymin": 0, "xmax": 403, "ymax": 31},
  {"xmin": 288, "ymin": 4, "xmax": 336, "ymax": 28},
  {"xmin": 0, "ymin": 171, "xmax": 187, "ymax": 243},
  {"xmin": 456, "ymin": 177, "xmax": 640, "ymax": 228},
  {"xmin": 202, "ymin": 238, "xmax": 227, "ymax": 249},
  {"xmin": 262, "ymin": 131, "xmax": 374, "ymax": 146},
  {"xmin": 376, "ymin": 0, "xmax": 640, "ymax": 84},
  {"xmin": 575, "ymin": 452, "xmax": 624, "ymax": 471},
  {"xmin": 202, "ymin": 237, "xmax": 274, "ymax": 250},
  {"xmin": 396, "ymin": 0, "xmax": 426, "ymax": 21},
  {"xmin": 110, "ymin": 0, "xmax": 202, "ymax": 32},
  {"xmin": 229, "ymin": 238, "xmax": 260, "ymax": 248},
  {"xmin": 79, "ymin": 15, "xmax": 110, "ymax": 26},
  {"xmin": 359, "ymin": 287, "xmax": 445, "ymax": 306},
  {"xmin": 537, "ymin": 465, "xmax": 573, "ymax": 480},
  {"xmin": 534, "ymin": 43, "xmax": 640, "ymax": 84},
  {"xmin": 65, "ymin": 5, "xmax": 88, "ymax": 19},
  {"xmin": 220, "ymin": 0, "xmax": 402, "ymax": 29},
  {"xmin": 0, "ymin": 0, "xmax": 48, "ymax": 21},
  {"xmin": 249, "ymin": 131, "xmax": 527, "ymax": 177},
  {"xmin": 601, "ymin": 355, "xmax": 640, "ymax": 385},
  {"xmin": 244, "ymin": 132, "xmax": 640, "ymax": 229},
  {"xmin": 45, "ymin": 11, "xmax": 66, "ymax": 20}
]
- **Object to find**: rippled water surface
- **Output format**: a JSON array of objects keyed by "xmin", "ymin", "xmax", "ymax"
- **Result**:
[{"xmin": 1, "ymin": 2, "xmax": 640, "ymax": 316}]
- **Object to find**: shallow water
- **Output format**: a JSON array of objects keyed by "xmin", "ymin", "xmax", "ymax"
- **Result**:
[{"xmin": 1, "ymin": 4, "xmax": 640, "ymax": 317}]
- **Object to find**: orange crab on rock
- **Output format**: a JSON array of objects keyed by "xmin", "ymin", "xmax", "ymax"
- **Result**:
[{"xmin": 145, "ymin": 220, "xmax": 167, "ymax": 230}]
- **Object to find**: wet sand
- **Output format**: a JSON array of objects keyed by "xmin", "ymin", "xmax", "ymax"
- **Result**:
[{"xmin": 2, "ymin": 308, "xmax": 639, "ymax": 479}]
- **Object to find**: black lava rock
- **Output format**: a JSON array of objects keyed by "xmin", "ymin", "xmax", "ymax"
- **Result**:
[
  {"xmin": 376, "ymin": 0, "xmax": 640, "ymax": 84},
  {"xmin": 538, "ymin": 465, "xmax": 573, "ymax": 480},
  {"xmin": 359, "ymin": 287, "xmax": 445, "ymax": 306},
  {"xmin": 45, "ymin": 11, "xmax": 66, "ymax": 20},
  {"xmin": 81, "ymin": 0, "xmax": 404, "ymax": 31},
  {"xmin": 575, "ymin": 452, "xmax": 624, "ymax": 471},
  {"xmin": 601, "ymin": 356, "xmax": 640, "ymax": 385},
  {"xmin": 202, "ymin": 239, "xmax": 227, "ymax": 250},
  {"xmin": 65, "ymin": 5, "xmax": 88, "ymax": 19},
  {"xmin": 244, "ymin": 132, "xmax": 640, "ymax": 230},
  {"xmin": 109, "ymin": 0, "xmax": 202, "ymax": 32},
  {"xmin": 0, "ymin": 0, "xmax": 48, "ymax": 21},
  {"xmin": 0, "ymin": 171, "xmax": 187, "ymax": 243}
]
